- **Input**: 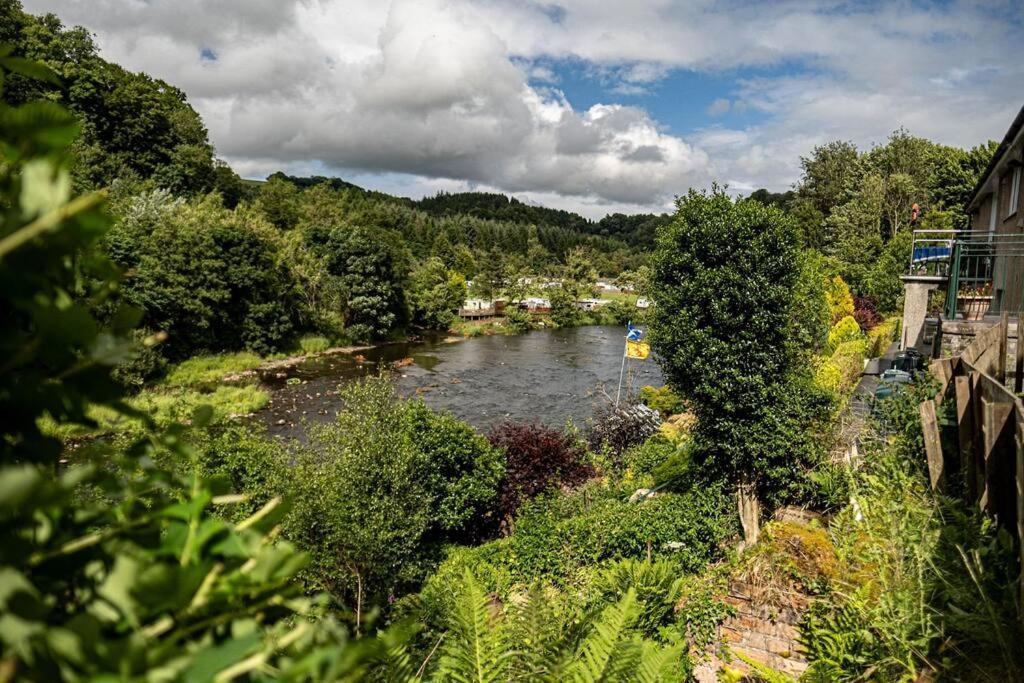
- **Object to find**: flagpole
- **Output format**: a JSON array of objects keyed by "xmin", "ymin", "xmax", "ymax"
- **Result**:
[{"xmin": 615, "ymin": 339, "xmax": 627, "ymax": 407}]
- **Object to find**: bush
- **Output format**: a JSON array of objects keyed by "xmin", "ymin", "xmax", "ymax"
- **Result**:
[
  {"xmin": 548, "ymin": 286, "xmax": 582, "ymax": 327},
  {"xmin": 622, "ymin": 435, "xmax": 678, "ymax": 480},
  {"xmin": 286, "ymin": 378, "xmax": 432, "ymax": 606},
  {"xmin": 825, "ymin": 275, "xmax": 854, "ymax": 324},
  {"xmin": 299, "ymin": 334, "xmax": 331, "ymax": 353},
  {"xmin": 827, "ymin": 315, "xmax": 863, "ymax": 352},
  {"xmin": 242, "ymin": 300, "xmax": 294, "ymax": 355},
  {"xmin": 866, "ymin": 317, "xmax": 900, "ymax": 357},
  {"xmin": 639, "ymin": 385, "xmax": 685, "ymax": 416},
  {"xmin": 852, "ymin": 295, "xmax": 882, "ymax": 331},
  {"xmin": 488, "ymin": 421, "xmax": 594, "ymax": 523},
  {"xmin": 437, "ymin": 481, "xmax": 734, "ymax": 587},
  {"xmin": 504, "ymin": 305, "xmax": 535, "ymax": 333},
  {"xmin": 405, "ymin": 400, "xmax": 505, "ymax": 539}
]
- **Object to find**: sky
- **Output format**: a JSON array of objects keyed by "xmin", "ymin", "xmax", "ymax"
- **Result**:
[{"xmin": 21, "ymin": 0, "xmax": 1024, "ymax": 218}]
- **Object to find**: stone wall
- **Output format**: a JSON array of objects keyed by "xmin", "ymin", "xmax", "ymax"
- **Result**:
[{"xmin": 719, "ymin": 580, "xmax": 809, "ymax": 678}]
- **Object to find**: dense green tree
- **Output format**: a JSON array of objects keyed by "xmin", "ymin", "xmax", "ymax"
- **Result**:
[
  {"xmin": 259, "ymin": 174, "xmax": 301, "ymax": 229},
  {"xmin": 474, "ymin": 245, "xmax": 506, "ymax": 301},
  {"xmin": 410, "ymin": 256, "xmax": 467, "ymax": 329},
  {"xmin": 108, "ymin": 192, "xmax": 296, "ymax": 357},
  {"xmin": 3, "ymin": 2, "xmax": 220, "ymax": 194},
  {"xmin": 650, "ymin": 189, "xmax": 829, "ymax": 541},
  {"xmin": 562, "ymin": 245, "xmax": 598, "ymax": 302},
  {"xmin": 797, "ymin": 140, "xmax": 861, "ymax": 220},
  {"xmin": 316, "ymin": 224, "xmax": 411, "ymax": 341}
]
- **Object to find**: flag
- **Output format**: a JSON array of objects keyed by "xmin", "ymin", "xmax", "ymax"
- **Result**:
[
  {"xmin": 626, "ymin": 340, "xmax": 650, "ymax": 359},
  {"xmin": 626, "ymin": 322, "xmax": 643, "ymax": 342}
]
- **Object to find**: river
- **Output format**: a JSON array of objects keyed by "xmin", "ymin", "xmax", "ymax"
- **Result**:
[{"xmin": 258, "ymin": 326, "xmax": 664, "ymax": 437}]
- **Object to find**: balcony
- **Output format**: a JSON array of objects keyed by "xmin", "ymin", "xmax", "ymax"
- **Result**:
[{"xmin": 909, "ymin": 229, "xmax": 1024, "ymax": 321}]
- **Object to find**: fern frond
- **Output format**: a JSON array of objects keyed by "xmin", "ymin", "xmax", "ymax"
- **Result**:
[
  {"xmin": 633, "ymin": 638, "xmax": 686, "ymax": 683},
  {"xmin": 432, "ymin": 569, "xmax": 512, "ymax": 683},
  {"xmin": 565, "ymin": 588, "xmax": 641, "ymax": 683}
]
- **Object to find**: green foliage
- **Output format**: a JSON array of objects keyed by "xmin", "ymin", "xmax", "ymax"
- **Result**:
[
  {"xmin": 801, "ymin": 385, "xmax": 1024, "ymax": 681},
  {"xmin": 549, "ymin": 284, "xmax": 582, "ymax": 327},
  {"xmin": 593, "ymin": 559, "xmax": 685, "ymax": 638},
  {"xmin": 315, "ymin": 224, "xmax": 411, "ymax": 341},
  {"xmin": 426, "ymin": 571, "xmax": 687, "ymax": 682},
  {"xmin": 164, "ymin": 351, "xmax": 264, "ymax": 389},
  {"xmin": 286, "ymin": 377, "xmax": 432, "ymax": 604},
  {"xmin": 446, "ymin": 482, "xmax": 733, "ymax": 588},
  {"xmin": 410, "ymin": 256, "xmax": 466, "ymax": 329},
  {"xmin": 3, "ymin": 7, "xmax": 220, "ymax": 195},
  {"xmin": 504, "ymin": 305, "xmax": 536, "ymax": 332},
  {"xmin": 790, "ymin": 251, "xmax": 832, "ymax": 356},
  {"xmin": 0, "ymin": 54, "xmax": 389, "ymax": 680},
  {"xmin": 622, "ymin": 435, "xmax": 678, "ymax": 480},
  {"xmin": 299, "ymin": 334, "xmax": 331, "ymax": 353},
  {"xmin": 405, "ymin": 400, "xmax": 505, "ymax": 538},
  {"xmin": 110, "ymin": 193, "xmax": 297, "ymax": 358},
  {"xmin": 650, "ymin": 188, "xmax": 829, "ymax": 503},
  {"xmin": 639, "ymin": 385, "xmax": 685, "ymax": 417},
  {"xmin": 864, "ymin": 226, "xmax": 912, "ymax": 313},
  {"xmin": 826, "ymin": 315, "xmax": 863, "ymax": 352}
]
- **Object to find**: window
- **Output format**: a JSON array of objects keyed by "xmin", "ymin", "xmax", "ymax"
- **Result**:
[{"xmin": 1009, "ymin": 166, "xmax": 1021, "ymax": 218}]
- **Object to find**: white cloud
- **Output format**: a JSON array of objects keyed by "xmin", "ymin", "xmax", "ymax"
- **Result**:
[
  {"xmin": 20, "ymin": 0, "xmax": 1024, "ymax": 210},
  {"xmin": 708, "ymin": 98, "xmax": 731, "ymax": 116}
]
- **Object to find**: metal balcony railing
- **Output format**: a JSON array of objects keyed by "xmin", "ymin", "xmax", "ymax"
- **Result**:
[{"xmin": 909, "ymin": 229, "xmax": 1024, "ymax": 320}]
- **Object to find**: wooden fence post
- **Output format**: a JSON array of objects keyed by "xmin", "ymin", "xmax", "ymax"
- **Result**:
[
  {"xmin": 980, "ymin": 396, "xmax": 1013, "ymax": 516},
  {"xmin": 999, "ymin": 311, "xmax": 1009, "ymax": 384},
  {"xmin": 1016, "ymin": 318, "xmax": 1024, "ymax": 393},
  {"xmin": 956, "ymin": 375, "xmax": 977, "ymax": 501},
  {"xmin": 920, "ymin": 400, "xmax": 945, "ymax": 492},
  {"xmin": 1016, "ymin": 418, "xmax": 1024, "ymax": 620},
  {"xmin": 931, "ymin": 315, "xmax": 943, "ymax": 359}
]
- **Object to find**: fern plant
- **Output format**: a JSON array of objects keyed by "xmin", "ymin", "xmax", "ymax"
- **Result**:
[{"xmin": 425, "ymin": 570, "xmax": 686, "ymax": 682}]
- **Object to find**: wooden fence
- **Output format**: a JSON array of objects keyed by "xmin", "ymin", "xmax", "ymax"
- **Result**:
[{"xmin": 922, "ymin": 313, "xmax": 1024, "ymax": 608}]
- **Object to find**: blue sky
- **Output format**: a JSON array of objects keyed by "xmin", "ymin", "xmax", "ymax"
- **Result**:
[{"xmin": 24, "ymin": 0, "xmax": 1024, "ymax": 217}]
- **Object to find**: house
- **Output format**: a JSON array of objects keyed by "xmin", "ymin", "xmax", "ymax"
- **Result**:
[
  {"xmin": 965, "ymin": 105, "xmax": 1024, "ymax": 314},
  {"xmin": 458, "ymin": 298, "xmax": 506, "ymax": 319},
  {"xmin": 576, "ymin": 298, "xmax": 609, "ymax": 311},
  {"xmin": 520, "ymin": 297, "xmax": 551, "ymax": 311},
  {"xmin": 901, "ymin": 104, "xmax": 1024, "ymax": 350}
]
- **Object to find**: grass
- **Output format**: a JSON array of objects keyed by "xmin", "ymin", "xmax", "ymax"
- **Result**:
[
  {"xmin": 599, "ymin": 291, "xmax": 639, "ymax": 305},
  {"xmin": 298, "ymin": 335, "xmax": 332, "ymax": 354},
  {"xmin": 40, "ymin": 385, "xmax": 270, "ymax": 440},
  {"xmin": 163, "ymin": 352, "xmax": 265, "ymax": 388},
  {"xmin": 450, "ymin": 319, "xmax": 515, "ymax": 337}
]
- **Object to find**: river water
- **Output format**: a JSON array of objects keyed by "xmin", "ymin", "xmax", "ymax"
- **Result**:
[{"xmin": 258, "ymin": 326, "xmax": 663, "ymax": 437}]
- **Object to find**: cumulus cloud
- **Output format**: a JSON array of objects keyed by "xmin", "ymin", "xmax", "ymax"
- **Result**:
[{"xmin": 21, "ymin": 0, "xmax": 1024, "ymax": 211}]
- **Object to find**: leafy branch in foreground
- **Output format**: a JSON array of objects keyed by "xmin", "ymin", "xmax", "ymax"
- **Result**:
[{"xmin": 0, "ymin": 49, "xmax": 399, "ymax": 681}]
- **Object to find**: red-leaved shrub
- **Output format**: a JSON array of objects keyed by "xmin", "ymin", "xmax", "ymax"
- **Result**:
[
  {"xmin": 853, "ymin": 296, "xmax": 882, "ymax": 332},
  {"xmin": 487, "ymin": 421, "xmax": 594, "ymax": 525}
]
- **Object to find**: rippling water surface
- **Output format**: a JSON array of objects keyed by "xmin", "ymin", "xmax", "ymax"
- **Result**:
[{"xmin": 258, "ymin": 326, "xmax": 663, "ymax": 437}]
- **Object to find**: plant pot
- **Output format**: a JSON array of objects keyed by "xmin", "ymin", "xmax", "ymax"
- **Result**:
[{"xmin": 957, "ymin": 295, "xmax": 993, "ymax": 321}]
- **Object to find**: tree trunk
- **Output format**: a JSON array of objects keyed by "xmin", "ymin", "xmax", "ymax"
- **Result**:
[{"xmin": 737, "ymin": 476, "xmax": 760, "ymax": 551}]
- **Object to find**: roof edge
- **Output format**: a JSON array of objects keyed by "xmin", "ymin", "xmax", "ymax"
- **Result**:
[{"xmin": 966, "ymin": 104, "xmax": 1024, "ymax": 212}]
